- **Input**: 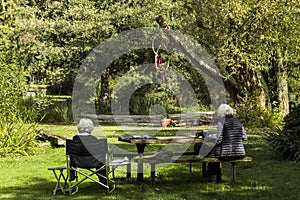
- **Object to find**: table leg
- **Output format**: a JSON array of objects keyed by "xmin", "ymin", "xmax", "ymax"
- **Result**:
[
  {"xmin": 126, "ymin": 163, "xmax": 131, "ymax": 178},
  {"xmin": 136, "ymin": 143, "xmax": 147, "ymax": 181},
  {"xmin": 231, "ymin": 162, "xmax": 236, "ymax": 183}
]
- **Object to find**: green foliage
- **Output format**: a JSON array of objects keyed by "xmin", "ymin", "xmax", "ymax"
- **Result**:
[
  {"xmin": 0, "ymin": 56, "xmax": 38, "ymax": 156},
  {"xmin": 3, "ymin": 0, "xmax": 300, "ymax": 124},
  {"xmin": 184, "ymin": 0, "xmax": 300, "ymax": 113},
  {"xmin": 40, "ymin": 99, "xmax": 73, "ymax": 124},
  {"xmin": 0, "ymin": 1, "xmax": 39, "ymax": 156},
  {"xmin": 0, "ymin": 117, "xmax": 37, "ymax": 156},
  {"xmin": 236, "ymin": 101, "xmax": 284, "ymax": 129},
  {"xmin": 265, "ymin": 105, "xmax": 300, "ymax": 161},
  {"xmin": 22, "ymin": 95, "xmax": 73, "ymax": 124},
  {"xmin": 9, "ymin": 0, "xmax": 116, "ymax": 92},
  {"xmin": 9, "ymin": 0, "xmax": 184, "ymax": 95},
  {"xmin": 102, "ymin": 47, "xmax": 212, "ymax": 115},
  {"xmin": 128, "ymin": 84, "xmax": 176, "ymax": 115},
  {"xmin": 288, "ymin": 64, "xmax": 300, "ymax": 99}
]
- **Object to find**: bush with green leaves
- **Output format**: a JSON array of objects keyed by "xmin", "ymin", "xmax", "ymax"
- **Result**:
[
  {"xmin": 236, "ymin": 101, "xmax": 284, "ymax": 129},
  {"xmin": 265, "ymin": 105, "xmax": 300, "ymax": 161},
  {"xmin": 0, "ymin": 58, "xmax": 38, "ymax": 156},
  {"xmin": 40, "ymin": 98, "xmax": 73, "ymax": 124}
]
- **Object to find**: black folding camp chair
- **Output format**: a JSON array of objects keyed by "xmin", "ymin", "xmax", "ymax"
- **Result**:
[{"xmin": 65, "ymin": 138, "xmax": 118, "ymax": 194}]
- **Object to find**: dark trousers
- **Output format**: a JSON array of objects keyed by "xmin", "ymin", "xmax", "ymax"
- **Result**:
[{"xmin": 207, "ymin": 163, "xmax": 221, "ymax": 183}]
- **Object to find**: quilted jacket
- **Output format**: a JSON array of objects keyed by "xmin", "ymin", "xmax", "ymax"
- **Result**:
[{"xmin": 210, "ymin": 114, "xmax": 247, "ymax": 159}]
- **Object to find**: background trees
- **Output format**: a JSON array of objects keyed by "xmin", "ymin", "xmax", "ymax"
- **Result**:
[
  {"xmin": 182, "ymin": 0, "xmax": 300, "ymax": 117},
  {"xmin": 7, "ymin": 0, "xmax": 212, "ymax": 115},
  {"xmin": 1, "ymin": 0, "xmax": 299, "ymax": 157},
  {"xmin": 1, "ymin": 0, "xmax": 300, "ymax": 119},
  {"xmin": 8, "ymin": 0, "xmax": 117, "ymax": 95}
]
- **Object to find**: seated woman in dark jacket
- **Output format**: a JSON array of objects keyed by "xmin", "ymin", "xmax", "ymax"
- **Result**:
[{"xmin": 204, "ymin": 104, "xmax": 247, "ymax": 182}]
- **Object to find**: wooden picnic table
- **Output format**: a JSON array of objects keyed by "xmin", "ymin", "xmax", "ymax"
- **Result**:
[{"xmin": 118, "ymin": 135, "xmax": 204, "ymax": 181}]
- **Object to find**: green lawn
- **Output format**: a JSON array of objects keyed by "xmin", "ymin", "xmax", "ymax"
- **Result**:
[{"xmin": 0, "ymin": 125, "xmax": 299, "ymax": 200}]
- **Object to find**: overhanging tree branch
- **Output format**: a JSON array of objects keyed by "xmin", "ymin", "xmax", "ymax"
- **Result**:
[{"xmin": 155, "ymin": 15, "xmax": 224, "ymax": 82}]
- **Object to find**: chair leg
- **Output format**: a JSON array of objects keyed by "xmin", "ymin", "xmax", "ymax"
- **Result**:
[
  {"xmin": 66, "ymin": 170, "xmax": 79, "ymax": 195},
  {"xmin": 65, "ymin": 165, "xmax": 116, "ymax": 194}
]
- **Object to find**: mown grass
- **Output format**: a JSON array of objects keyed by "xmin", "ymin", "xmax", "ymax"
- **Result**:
[{"xmin": 0, "ymin": 125, "xmax": 299, "ymax": 200}]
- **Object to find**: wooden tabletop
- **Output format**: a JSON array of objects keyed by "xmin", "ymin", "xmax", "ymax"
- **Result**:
[{"xmin": 129, "ymin": 136, "xmax": 203, "ymax": 144}]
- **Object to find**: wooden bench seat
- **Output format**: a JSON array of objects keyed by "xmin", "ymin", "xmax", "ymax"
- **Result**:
[
  {"xmin": 112, "ymin": 151, "xmax": 197, "ymax": 178},
  {"xmin": 134, "ymin": 156, "xmax": 252, "ymax": 186}
]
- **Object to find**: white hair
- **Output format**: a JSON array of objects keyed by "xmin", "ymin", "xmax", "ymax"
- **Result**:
[
  {"xmin": 217, "ymin": 104, "xmax": 234, "ymax": 117},
  {"xmin": 77, "ymin": 118, "xmax": 94, "ymax": 133}
]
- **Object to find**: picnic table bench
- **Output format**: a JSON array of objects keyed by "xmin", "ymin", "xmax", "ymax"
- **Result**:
[
  {"xmin": 112, "ymin": 151, "xmax": 197, "ymax": 178},
  {"xmin": 169, "ymin": 111, "xmax": 215, "ymax": 127},
  {"xmin": 80, "ymin": 114, "xmax": 163, "ymax": 127},
  {"xmin": 134, "ymin": 155, "xmax": 253, "ymax": 186}
]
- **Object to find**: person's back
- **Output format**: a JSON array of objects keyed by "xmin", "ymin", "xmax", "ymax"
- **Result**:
[
  {"xmin": 72, "ymin": 134, "xmax": 98, "ymax": 144},
  {"xmin": 219, "ymin": 115, "xmax": 246, "ymax": 160}
]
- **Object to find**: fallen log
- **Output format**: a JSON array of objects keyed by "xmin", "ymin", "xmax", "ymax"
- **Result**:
[{"xmin": 36, "ymin": 129, "xmax": 67, "ymax": 147}]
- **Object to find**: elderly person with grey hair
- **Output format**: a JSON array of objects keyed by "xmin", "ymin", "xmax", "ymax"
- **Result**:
[
  {"xmin": 72, "ymin": 118, "xmax": 97, "ymax": 142},
  {"xmin": 204, "ymin": 104, "xmax": 247, "ymax": 183},
  {"xmin": 211, "ymin": 104, "xmax": 247, "ymax": 159},
  {"xmin": 70, "ymin": 118, "xmax": 106, "ymax": 183}
]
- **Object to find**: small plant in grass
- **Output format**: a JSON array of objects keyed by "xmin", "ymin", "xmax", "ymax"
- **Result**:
[{"xmin": 265, "ymin": 105, "xmax": 300, "ymax": 161}]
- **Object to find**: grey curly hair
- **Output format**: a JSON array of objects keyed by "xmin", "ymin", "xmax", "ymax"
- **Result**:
[
  {"xmin": 76, "ymin": 118, "xmax": 94, "ymax": 133},
  {"xmin": 217, "ymin": 104, "xmax": 235, "ymax": 117}
]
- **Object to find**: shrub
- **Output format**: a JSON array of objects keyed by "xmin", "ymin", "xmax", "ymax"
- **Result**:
[
  {"xmin": 40, "ymin": 98, "xmax": 73, "ymax": 124},
  {"xmin": 265, "ymin": 105, "xmax": 300, "ymax": 161},
  {"xmin": 236, "ymin": 102, "xmax": 284, "ymax": 129},
  {"xmin": 22, "ymin": 94, "xmax": 73, "ymax": 124},
  {"xmin": 0, "ymin": 59, "xmax": 38, "ymax": 156},
  {"xmin": 0, "ymin": 116, "xmax": 37, "ymax": 156}
]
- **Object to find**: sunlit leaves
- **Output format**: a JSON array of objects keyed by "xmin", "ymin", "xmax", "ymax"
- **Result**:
[{"xmin": 183, "ymin": 0, "xmax": 299, "ymax": 112}]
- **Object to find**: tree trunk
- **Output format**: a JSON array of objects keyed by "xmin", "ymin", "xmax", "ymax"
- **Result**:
[
  {"xmin": 100, "ymin": 70, "xmax": 110, "ymax": 102},
  {"xmin": 276, "ymin": 49, "xmax": 289, "ymax": 115},
  {"xmin": 255, "ymin": 70, "xmax": 269, "ymax": 109},
  {"xmin": 223, "ymin": 79, "xmax": 238, "ymax": 103}
]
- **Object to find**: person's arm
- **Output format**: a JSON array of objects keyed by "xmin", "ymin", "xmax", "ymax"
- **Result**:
[
  {"xmin": 242, "ymin": 126, "xmax": 247, "ymax": 140},
  {"xmin": 215, "ymin": 121, "xmax": 223, "ymax": 144}
]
